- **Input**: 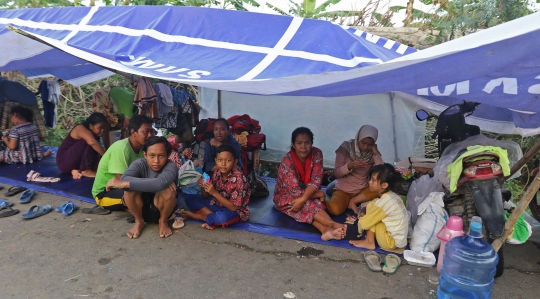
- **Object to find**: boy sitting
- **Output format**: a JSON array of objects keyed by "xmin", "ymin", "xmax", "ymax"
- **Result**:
[{"xmin": 181, "ymin": 144, "xmax": 251, "ymax": 229}]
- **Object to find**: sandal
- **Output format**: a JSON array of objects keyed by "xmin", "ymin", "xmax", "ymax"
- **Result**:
[
  {"xmin": 81, "ymin": 205, "xmax": 111, "ymax": 215},
  {"xmin": 364, "ymin": 251, "xmax": 383, "ymax": 272},
  {"xmin": 382, "ymin": 254, "xmax": 402, "ymax": 275},
  {"xmin": 19, "ymin": 189, "xmax": 36, "ymax": 204},
  {"xmin": 172, "ymin": 217, "xmax": 185, "ymax": 229},
  {"xmin": 0, "ymin": 206, "xmax": 19, "ymax": 218},
  {"xmin": 0, "ymin": 200, "xmax": 14, "ymax": 208},
  {"xmin": 5, "ymin": 186, "xmax": 27, "ymax": 197},
  {"xmin": 21, "ymin": 205, "xmax": 52, "ymax": 219}
]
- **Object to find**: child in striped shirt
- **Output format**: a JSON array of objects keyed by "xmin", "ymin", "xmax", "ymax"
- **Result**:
[{"xmin": 345, "ymin": 163, "xmax": 408, "ymax": 251}]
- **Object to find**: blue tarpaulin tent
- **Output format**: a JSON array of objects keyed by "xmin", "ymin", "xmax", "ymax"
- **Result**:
[{"xmin": 1, "ymin": 6, "xmax": 539, "ymax": 136}]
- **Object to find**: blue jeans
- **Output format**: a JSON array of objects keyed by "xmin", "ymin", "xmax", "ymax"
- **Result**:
[{"xmin": 185, "ymin": 194, "xmax": 239, "ymax": 226}]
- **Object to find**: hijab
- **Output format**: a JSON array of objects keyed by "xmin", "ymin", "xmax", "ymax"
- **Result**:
[{"xmin": 339, "ymin": 125, "xmax": 378, "ymax": 162}]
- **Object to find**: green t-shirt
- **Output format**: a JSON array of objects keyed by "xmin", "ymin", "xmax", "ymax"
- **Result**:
[
  {"xmin": 109, "ymin": 87, "xmax": 135, "ymax": 118},
  {"xmin": 91, "ymin": 138, "xmax": 143, "ymax": 197}
]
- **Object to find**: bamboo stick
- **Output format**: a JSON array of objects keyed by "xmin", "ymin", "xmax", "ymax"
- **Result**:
[
  {"xmin": 504, "ymin": 139, "xmax": 540, "ymax": 182},
  {"xmin": 492, "ymin": 170, "xmax": 540, "ymax": 252}
]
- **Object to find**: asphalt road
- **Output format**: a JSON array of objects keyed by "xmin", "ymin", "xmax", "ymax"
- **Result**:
[{"xmin": 0, "ymin": 184, "xmax": 538, "ymax": 299}]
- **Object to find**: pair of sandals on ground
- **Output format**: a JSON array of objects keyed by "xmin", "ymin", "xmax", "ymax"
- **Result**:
[
  {"xmin": 0, "ymin": 185, "xmax": 78, "ymax": 219},
  {"xmin": 364, "ymin": 251, "xmax": 401, "ymax": 275}
]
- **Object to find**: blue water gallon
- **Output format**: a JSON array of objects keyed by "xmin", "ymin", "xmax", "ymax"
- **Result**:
[{"xmin": 437, "ymin": 218, "xmax": 499, "ymax": 299}]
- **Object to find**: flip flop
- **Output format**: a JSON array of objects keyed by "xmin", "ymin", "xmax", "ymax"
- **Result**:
[
  {"xmin": 21, "ymin": 205, "xmax": 52, "ymax": 219},
  {"xmin": 0, "ymin": 186, "xmax": 3, "ymax": 190},
  {"xmin": 364, "ymin": 251, "xmax": 383, "ymax": 272},
  {"xmin": 55, "ymin": 201, "xmax": 78, "ymax": 216},
  {"xmin": 5, "ymin": 186, "xmax": 27, "ymax": 197},
  {"xmin": 0, "ymin": 206, "xmax": 19, "ymax": 218},
  {"xmin": 382, "ymin": 254, "xmax": 402, "ymax": 275},
  {"xmin": 19, "ymin": 189, "xmax": 36, "ymax": 204},
  {"xmin": 172, "ymin": 217, "xmax": 185, "ymax": 229},
  {"xmin": 0, "ymin": 200, "xmax": 14, "ymax": 208},
  {"xmin": 81, "ymin": 205, "xmax": 111, "ymax": 215}
]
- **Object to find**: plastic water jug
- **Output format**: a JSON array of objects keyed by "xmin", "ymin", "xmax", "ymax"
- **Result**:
[
  {"xmin": 437, "ymin": 217, "xmax": 498, "ymax": 299},
  {"xmin": 436, "ymin": 216, "xmax": 465, "ymax": 273}
]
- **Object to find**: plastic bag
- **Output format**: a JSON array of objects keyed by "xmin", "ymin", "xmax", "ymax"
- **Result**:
[
  {"xmin": 406, "ymin": 175, "xmax": 444, "ymax": 227},
  {"xmin": 410, "ymin": 192, "xmax": 449, "ymax": 253},
  {"xmin": 179, "ymin": 160, "xmax": 194, "ymax": 175},
  {"xmin": 433, "ymin": 135, "xmax": 523, "ymax": 190}
]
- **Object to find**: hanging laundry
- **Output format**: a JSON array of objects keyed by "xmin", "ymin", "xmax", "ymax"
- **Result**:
[
  {"xmin": 91, "ymin": 86, "xmax": 120, "ymax": 128},
  {"xmin": 46, "ymin": 80, "xmax": 61, "ymax": 128},
  {"xmin": 38, "ymin": 80, "xmax": 54, "ymax": 128},
  {"xmin": 133, "ymin": 77, "xmax": 158, "ymax": 119}
]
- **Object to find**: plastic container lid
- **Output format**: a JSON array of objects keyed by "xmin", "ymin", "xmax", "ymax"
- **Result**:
[
  {"xmin": 446, "ymin": 216, "xmax": 463, "ymax": 231},
  {"xmin": 404, "ymin": 250, "xmax": 436, "ymax": 267}
]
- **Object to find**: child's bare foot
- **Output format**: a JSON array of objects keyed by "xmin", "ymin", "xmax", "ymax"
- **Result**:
[
  {"xmin": 349, "ymin": 239, "xmax": 376, "ymax": 250},
  {"xmin": 159, "ymin": 221, "xmax": 173, "ymax": 238},
  {"xmin": 201, "ymin": 223, "xmax": 215, "ymax": 230},
  {"xmin": 127, "ymin": 222, "xmax": 144, "ymax": 239},
  {"xmin": 42, "ymin": 150, "xmax": 52, "ymax": 157},
  {"xmin": 321, "ymin": 227, "xmax": 344, "ymax": 241},
  {"xmin": 71, "ymin": 169, "xmax": 83, "ymax": 180},
  {"xmin": 81, "ymin": 169, "xmax": 96, "ymax": 178}
]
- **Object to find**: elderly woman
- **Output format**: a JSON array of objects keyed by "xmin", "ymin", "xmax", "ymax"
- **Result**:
[
  {"xmin": 56, "ymin": 113, "xmax": 108, "ymax": 179},
  {"xmin": 325, "ymin": 125, "xmax": 383, "ymax": 216},
  {"xmin": 273, "ymin": 127, "xmax": 346, "ymax": 241}
]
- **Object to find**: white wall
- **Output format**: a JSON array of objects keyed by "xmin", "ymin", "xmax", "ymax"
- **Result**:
[{"xmin": 199, "ymin": 88, "xmax": 425, "ymax": 167}]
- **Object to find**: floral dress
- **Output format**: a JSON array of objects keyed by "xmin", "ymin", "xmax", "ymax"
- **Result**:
[
  {"xmin": 273, "ymin": 147, "xmax": 325, "ymax": 224},
  {"xmin": 0, "ymin": 123, "xmax": 43, "ymax": 164},
  {"xmin": 211, "ymin": 168, "xmax": 251, "ymax": 221}
]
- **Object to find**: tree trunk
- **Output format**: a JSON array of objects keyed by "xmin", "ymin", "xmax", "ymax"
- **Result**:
[{"xmin": 404, "ymin": 0, "xmax": 414, "ymax": 26}]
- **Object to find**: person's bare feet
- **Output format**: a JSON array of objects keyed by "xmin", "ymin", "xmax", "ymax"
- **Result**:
[
  {"xmin": 342, "ymin": 224, "xmax": 347, "ymax": 239},
  {"xmin": 71, "ymin": 169, "xmax": 83, "ymax": 180},
  {"xmin": 349, "ymin": 239, "xmax": 376, "ymax": 250},
  {"xmin": 81, "ymin": 169, "xmax": 96, "ymax": 178},
  {"xmin": 42, "ymin": 150, "xmax": 52, "ymax": 157},
  {"xmin": 127, "ymin": 222, "xmax": 144, "ymax": 239},
  {"xmin": 321, "ymin": 227, "xmax": 344, "ymax": 241},
  {"xmin": 159, "ymin": 221, "xmax": 173, "ymax": 238},
  {"xmin": 201, "ymin": 223, "xmax": 215, "ymax": 230},
  {"xmin": 181, "ymin": 210, "xmax": 205, "ymax": 221}
]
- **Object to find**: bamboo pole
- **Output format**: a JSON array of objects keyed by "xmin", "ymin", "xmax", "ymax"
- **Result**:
[
  {"xmin": 492, "ymin": 170, "xmax": 540, "ymax": 252},
  {"xmin": 504, "ymin": 139, "xmax": 540, "ymax": 182}
]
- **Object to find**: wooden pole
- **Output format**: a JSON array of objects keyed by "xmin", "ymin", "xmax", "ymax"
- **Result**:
[
  {"xmin": 492, "ymin": 170, "xmax": 540, "ymax": 252},
  {"xmin": 504, "ymin": 139, "xmax": 540, "ymax": 182}
]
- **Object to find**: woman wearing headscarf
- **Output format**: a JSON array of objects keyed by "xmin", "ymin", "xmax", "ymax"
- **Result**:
[{"xmin": 325, "ymin": 125, "xmax": 383, "ymax": 216}]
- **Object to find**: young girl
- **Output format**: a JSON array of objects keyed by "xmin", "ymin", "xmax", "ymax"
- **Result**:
[
  {"xmin": 346, "ymin": 163, "xmax": 408, "ymax": 251},
  {"xmin": 56, "ymin": 112, "xmax": 109, "ymax": 179},
  {"xmin": 0, "ymin": 105, "xmax": 51, "ymax": 164},
  {"xmin": 182, "ymin": 144, "xmax": 251, "ymax": 229}
]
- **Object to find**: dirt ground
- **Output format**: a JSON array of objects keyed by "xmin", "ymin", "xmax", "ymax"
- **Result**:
[{"xmin": 0, "ymin": 184, "xmax": 538, "ymax": 299}]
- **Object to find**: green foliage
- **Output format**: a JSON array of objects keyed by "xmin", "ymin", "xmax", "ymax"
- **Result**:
[
  {"xmin": 504, "ymin": 178, "xmax": 525, "ymax": 201},
  {"xmin": 0, "ymin": 0, "xmax": 72, "ymax": 8},
  {"xmin": 266, "ymin": 0, "xmax": 343, "ymax": 19},
  {"xmin": 396, "ymin": 0, "xmax": 536, "ymax": 44},
  {"xmin": 43, "ymin": 127, "xmax": 69, "ymax": 146}
]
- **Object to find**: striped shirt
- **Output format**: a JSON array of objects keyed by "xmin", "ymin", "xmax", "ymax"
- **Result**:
[{"xmin": 359, "ymin": 191, "xmax": 409, "ymax": 248}]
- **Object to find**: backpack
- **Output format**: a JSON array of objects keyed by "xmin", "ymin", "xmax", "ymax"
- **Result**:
[
  {"xmin": 245, "ymin": 133, "xmax": 266, "ymax": 151},
  {"xmin": 194, "ymin": 118, "xmax": 216, "ymax": 143},
  {"xmin": 227, "ymin": 114, "xmax": 261, "ymax": 135},
  {"xmin": 247, "ymin": 170, "xmax": 269, "ymax": 198}
]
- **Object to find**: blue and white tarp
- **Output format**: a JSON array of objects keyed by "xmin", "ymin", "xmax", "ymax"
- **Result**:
[{"xmin": 1, "ymin": 6, "xmax": 540, "ymax": 135}]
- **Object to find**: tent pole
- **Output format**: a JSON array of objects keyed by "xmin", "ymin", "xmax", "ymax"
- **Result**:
[
  {"xmin": 492, "ymin": 169, "xmax": 540, "ymax": 252},
  {"xmin": 218, "ymin": 90, "xmax": 222, "ymax": 118},
  {"xmin": 390, "ymin": 92, "xmax": 399, "ymax": 162}
]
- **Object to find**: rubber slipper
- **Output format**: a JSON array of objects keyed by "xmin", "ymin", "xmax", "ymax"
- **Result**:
[
  {"xmin": 0, "ymin": 206, "xmax": 19, "ymax": 218},
  {"xmin": 5, "ymin": 186, "xmax": 27, "ymax": 197},
  {"xmin": 172, "ymin": 217, "xmax": 185, "ymax": 229},
  {"xmin": 55, "ymin": 201, "xmax": 78, "ymax": 216},
  {"xmin": 126, "ymin": 215, "xmax": 135, "ymax": 223},
  {"xmin": 19, "ymin": 189, "xmax": 36, "ymax": 204},
  {"xmin": 0, "ymin": 200, "xmax": 14, "ymax": 208},
  {"xmin": 0, "ymin": 186, "xmax": 3, "ymax": 190},
  {"xmin": 364, "ymin": 251, "xmax": 383, "ymax": 272},
  {"xmin": 21, "ymin": 205, "xmax": 52, "ymax": 219},
  {"xmin": 382, "ymin": 254, "xmax": 402, "ymax": 275},
  {"xmin": 81, "ymin": 205, "xmax": 111, "ymax": 215}
]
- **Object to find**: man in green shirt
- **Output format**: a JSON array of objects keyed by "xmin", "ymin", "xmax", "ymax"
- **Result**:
[{"xmin": 92, "ymin": 115, "xmax": 155, "ymax": 209}]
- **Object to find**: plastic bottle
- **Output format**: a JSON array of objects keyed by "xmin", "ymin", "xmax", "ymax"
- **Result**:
[
  {"xmin": 437, "ymin": 217, "xmax": 499, "ymax": 299},
  {"xmin": 436, "ymin": 216, "xmax": 465, "ymax": 273}
]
